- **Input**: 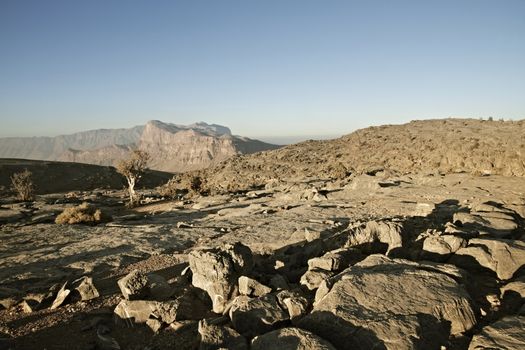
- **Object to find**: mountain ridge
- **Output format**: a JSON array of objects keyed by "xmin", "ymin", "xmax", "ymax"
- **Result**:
[{"xmin": 0, "ymin": 120, "xmax": 279, "ymax": 172}]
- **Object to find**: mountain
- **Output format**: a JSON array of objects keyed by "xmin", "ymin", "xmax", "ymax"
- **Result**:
[
  {"xmin": 189, "ymin": 118, "xmax": 525, "ymax": 193},
  {"xmin": 0, "ymin": 121, "xmax": 279, "ymax": 172}
]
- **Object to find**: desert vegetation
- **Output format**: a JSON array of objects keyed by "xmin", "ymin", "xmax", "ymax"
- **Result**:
[
  {"xmin": 55, "ymin": 202, "xmax": 111, "ymax": 225},
  {"xmin": 116, "ymin": 149, "xmax": 150, "ymax": 206},
  {"xmin": 10, "ymin": 169, "xmax": 34, "ymax": 201}
]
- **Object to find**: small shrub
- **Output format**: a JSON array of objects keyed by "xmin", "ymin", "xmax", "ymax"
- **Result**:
[
  {"xmin": 158, "ymin": 177, "xmax": 182, "ymax": 199},
  {"xmin": 158, "ymin": 174, "xmax": 205, "ymax": 199},
  {"xmin": 55, "ymin": 202, "xmax": 111, "ymax": 225},
  {"xmin": 10, "ymin": 169, "xmax": 34, "ymax": 201}
]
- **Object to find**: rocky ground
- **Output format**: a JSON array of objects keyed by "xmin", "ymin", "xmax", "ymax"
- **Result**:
[
  {"xmin": 1, "ymin": 118, "xmax": 524, "ymax": 349},
  {"xmin": 191, "ymin": 118, "xmax": 525, "ymax": 193},
  {"xmin": 1, "ymin": 170, "xmax": 524, "ymax": 349}
]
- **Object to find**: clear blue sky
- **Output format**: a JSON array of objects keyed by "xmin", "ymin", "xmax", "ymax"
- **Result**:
[{"xmin": 1, "ymin": 0, "xmax": 524, "ymax": 140}]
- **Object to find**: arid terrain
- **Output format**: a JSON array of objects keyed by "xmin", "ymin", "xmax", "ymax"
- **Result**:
[{"xmin": 1, "ymin": 119, "xmax": 524, "ymax": 350}]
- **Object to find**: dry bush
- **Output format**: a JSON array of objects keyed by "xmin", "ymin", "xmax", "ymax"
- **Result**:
[
  {"xmin": 10, "ymin": 169, "xmax": 35, "ymax": 201},
  {"xmin": 158, "ymin": 174, "xmax": 205, "ymax": 199},
  {"xmin": 55, "ymin": 202, "xmax": 111, "ymax": 225},
  {"xmin": 158, "ymin": 177, "xmax": 181, "ymax": 199}
]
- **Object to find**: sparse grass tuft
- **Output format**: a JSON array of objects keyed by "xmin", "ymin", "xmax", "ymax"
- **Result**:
[{"xmin": 55, "ymin": 202, "xmax": 111, "ymax": 225}]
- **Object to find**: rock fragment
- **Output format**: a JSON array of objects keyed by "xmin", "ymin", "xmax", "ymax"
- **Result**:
[
  {"xmin": 229, "ymin": 294, "xmax": 289, "ymax": 338},
  {"xmin": 251, "ymin": 327, "xmax": 336, "ymax": 350},
  {"xmin": 452, "ymin": 238, "xmax": 525, "ymax": 280},
  {"xmin": 189, "ymin": 242, "xmax": 253, "ymax": 313},
  {"xmin": 422, "ymin": 234, "xmax": 466, "ymax": 259},
  {"xmin": 198, "ymin": 319, "xmax": 248, "ymax": 350},
  {"xmin": 238, "ymin": 276, "xmax": 272, "ymax": 297},
  {"xmin": 307, "ymin": 247, "xmax": 362, "ymax": 271},
  {"xmin": 300, "ymin": 269, "xmax": 335, "ymax": 290},
  {"xmin": 117, "ymin": 270, "xmax": 149, "ymax": 300},
  {"xmin": 345, "ymin": 220, "xmax": 403, "ymax": 254},
  {"xmin": 73, "ymin": 276, "xmax": 100, "ymax": 301},
  {"xmin": 50, "ymin": 282, "xmax": 71, "ymax": 310},
  {"xmin": 468, "ymin": 316, "xmax": 525, "ymax": 350}
]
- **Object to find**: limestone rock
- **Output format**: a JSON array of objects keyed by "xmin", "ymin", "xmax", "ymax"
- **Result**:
[
  {"xmin": 73, "ymin": 276, "xmax": 100, "ymax": 301},
  {"xmin": 251, "ymin": 327, "xmax": 336, "ymax": 350},
  {"xmin": 307, "ymin": 248, "xmax": 362, "ymax": 272},
  {"xmin": 453, "ymin": 211, "xmax": 518, "ymax": 237},
  {"xmin": 189, "ymin": 242, "xmax": 253, "ymax": 313},
  {"xmin": 468, "ymin": 316, "xmax": 525, "ymax": 350},
  {"xmin": 198, "ymin": 320, "xmax": 248, "ymax": 350},
  {"xmin": 238, "ymin": 276, "xmax": 272, "ymax": 297},
  {"xmin": 276, "ymin": 290, "xmax": 309, "ymax": 321},
  {"xmin": 299, "ymin": 254, "xmax": 477, "ymax": 350},
  {"xmin": 50, "ymin": 282, "xmax": 71, "ymax": 310},
  {"xmin": 422, "ymin": 234, "xmax": 466, "ymax": 259},
  {"xmin": 452, "ymin": 238, "xmax": 525, "ymax": 280},
  {"xmin": 148, "ymin": 274, "xmax": 175, "ymax": 301},
  {"xmin": 229, "ymin": 294, "xmax": 288, "ymax": 338},
  {"xmin": 146, "ymin": 318, "xmax": 163, "ymax": 333},
  {"xmin": 117, "ymin": 270, "xmax": 149, "ymax": 300},
  {"xmin": 501, "ymin": 278, "xmax": 525, "ymax": 299},
  {"xmin": 114, "ymin": 300, "xmax": 157, "ymax": 324},
  {"xmin": 300, "ymin": 269, "xmax": 335, "ymax": 290},
  {"xmin": 500, "ymin": 277, "xmax": 525, "ymax": 312},
  {"xmin": 345, "ymin": 220, "xmax": 403, "ymax": 254}
]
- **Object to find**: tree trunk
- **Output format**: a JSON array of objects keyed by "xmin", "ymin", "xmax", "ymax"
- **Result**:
[{"xmin": 127, "ymin": 176, "xmax": 136, "ymax": 206}]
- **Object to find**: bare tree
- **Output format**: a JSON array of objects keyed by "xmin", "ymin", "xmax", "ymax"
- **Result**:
[
  {"xmin": 10, "ymin": 169, "xmax": 35, "ymax": 201},
  {"xmin": 116, "ymin": 150, "xmax": 150, "ymax": 206}
]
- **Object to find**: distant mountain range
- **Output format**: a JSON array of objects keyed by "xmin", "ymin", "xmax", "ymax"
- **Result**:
[{"xmin": 0, "ymin": 120, "xmax": 280, "ymax": 172}]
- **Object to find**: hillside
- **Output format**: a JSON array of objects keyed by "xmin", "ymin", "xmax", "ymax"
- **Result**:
[
  {"xmin": 0, "ymin": 121, "xmax": 279, "ymax": 172},
  {"xmin": 195, "ymin": 118, "xmax": 525, "ymax": 192},
  {"xmin": 0, "ymin": 159, "xmax": 172, "ymax": 194}
]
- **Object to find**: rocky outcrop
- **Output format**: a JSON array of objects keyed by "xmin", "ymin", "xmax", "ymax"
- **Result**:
[
  {"xmin": 188, "ymin": 242, "xmax": 253, "ymax": 313},
  {"xmin": 452, "ymin": 238, "xmax": 525, "ymax": 280},
  {"xmin": 298, "ymin": 255, "xmax": 477, "ymax": 350},
  {"xmin": 0, "ymin": 120, "xmax": 278, "ymax": 172},
  {"xmin": 468, "ymin": 316, "xmax": 525, "ymax": 350},
  {"xmin": 251, "ymin": 327, "xmax": 336, "ymax": 350}
]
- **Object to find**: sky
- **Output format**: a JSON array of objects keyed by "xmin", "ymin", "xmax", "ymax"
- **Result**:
[{"xmin": 1, "ymin": 0, "xmax": 524, "ymax": 142}]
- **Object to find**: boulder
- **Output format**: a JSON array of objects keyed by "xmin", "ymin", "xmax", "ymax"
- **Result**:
[
  {"xmin": 238, "ymin": 276, "xmax": 272, "ymax": 297},
  {"xmin": 345, "ymin": 220, "xmax": 403, "ymax": 255},
  {"xmin": 452, "ymin": 238, "xmax": 525, "ymax": 280},
  {"xmin": 117, "ymin": 270, "xmax": 149, "ymax": 300},
  {"xmin": 453, "ymin": 211, "xmax": 518, "ymax": 237},
  {"xmin": 198, "ymin": 320, "xmax": 248, "ymax": 350},
  {"xmin": 189, "ymin": 242, "xmax": 253, "ymax": 313},
  {"xmin": 251, "ymin": 327, "xmax": 336, "ymax": 350},
  {"xmin": 422, "ymin": 234, "xmax": 466, "ymax": 259},
  {"xmin": 276, "ymin": 290, "xmax": 309, "ymax": 321},
  {"xmin": 299, "ymin": 255, "xmax": 477, "ymax": 350},
  {"xmin": 307, "ymin": 248, "xmax": 362, "ymax": 272},
  {"xmin": 229, "ymin": 294, "xmax": 289, "ymax": 338},
  {"xmin": 300, "ymin": 269, "xmax": 335, "ymax": 290},
  {"xmin": 468, "ymin": 316, "xmax": 525, "ymax": 350}
]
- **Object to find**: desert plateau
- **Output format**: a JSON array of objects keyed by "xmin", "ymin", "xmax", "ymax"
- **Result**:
[{"xmin": 0, "ymin": 119, "xmax": 524, "ymax": 350}]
